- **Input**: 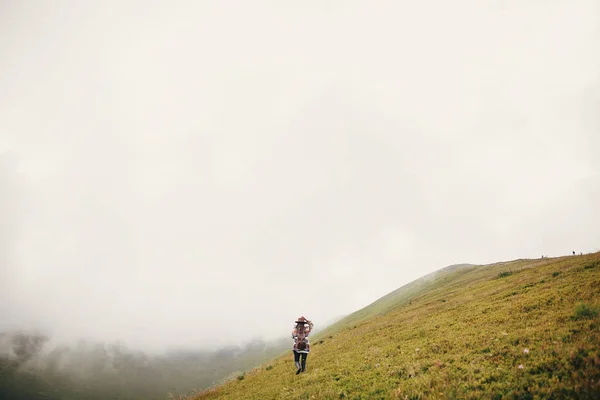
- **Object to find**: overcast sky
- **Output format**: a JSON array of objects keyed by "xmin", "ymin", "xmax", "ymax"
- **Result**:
[{"xmin": 1, "ymin": 0, "xmax": 599, "ymax": 353}]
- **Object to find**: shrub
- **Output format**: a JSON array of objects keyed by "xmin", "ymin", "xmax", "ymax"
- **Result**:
[
  {"xmin": 572, "ymin": 303, "xmax": 599, "ymax": 320},
  {"xmin": 583, "ymin": 261, "xmax": 599, "ymax": 270}
]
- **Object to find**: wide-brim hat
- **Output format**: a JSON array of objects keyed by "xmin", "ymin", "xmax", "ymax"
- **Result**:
[{"xmin": 295, "ymin": 316, "xmax": 308, "ymax": 323}]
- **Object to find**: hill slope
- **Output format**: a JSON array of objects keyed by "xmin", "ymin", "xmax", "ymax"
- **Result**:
[{"xmin": 192, "ymin": 253, "xmax": 600, "ymax": 399}]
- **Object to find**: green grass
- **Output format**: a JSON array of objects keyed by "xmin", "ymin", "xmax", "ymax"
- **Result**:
[
  {"xmin": 572, "ymin": 303, "xmax": 599, "ymax": 320},
  {"xmin": 189, "ymin": 253, "xmax": 600, "ymax": 400}
]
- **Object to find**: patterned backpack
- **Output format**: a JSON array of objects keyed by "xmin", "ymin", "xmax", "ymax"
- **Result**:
[{"xmin": 293, "ymin": 317, "xmax": 312, "ymax": 352}]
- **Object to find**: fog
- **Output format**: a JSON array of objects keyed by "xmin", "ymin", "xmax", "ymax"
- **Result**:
[{"xmin": 1, "ymin": 0, "xmax": 599, "ymax": 353}]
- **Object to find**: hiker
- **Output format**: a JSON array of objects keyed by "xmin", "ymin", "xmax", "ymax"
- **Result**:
[{"xmin": 292, "ymin": 316, "xmax": 314, "ymax": 374}]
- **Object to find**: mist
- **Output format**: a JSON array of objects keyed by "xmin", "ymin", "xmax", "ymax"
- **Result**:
[{"xmin": 1, "ymin": 0, "xmax": 599, "ymax": 354}]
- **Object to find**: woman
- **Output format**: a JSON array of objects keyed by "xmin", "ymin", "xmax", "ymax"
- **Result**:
[{"xmin": 292, "ymin": 316, "xmax": 314, "ymax": 374}]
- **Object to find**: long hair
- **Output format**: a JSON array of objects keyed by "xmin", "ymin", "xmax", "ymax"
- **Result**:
[{"xmin": 294, "ymin": 322, "xmax": 307, "ymax": 339}]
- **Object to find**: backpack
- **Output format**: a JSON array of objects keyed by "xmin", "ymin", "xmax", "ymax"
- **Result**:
[
  {"xmin": 296, "ymin": 338, "xmax": 307, "ymax": 351},
  {"xmin": 293, "ymin": 323, "xmax": 309, "ymax": 350}
]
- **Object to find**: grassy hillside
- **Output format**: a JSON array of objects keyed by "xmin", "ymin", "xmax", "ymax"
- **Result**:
[
  {"xmin": 310, "ymin": 263, "xmax": 476, "ymax": 340},
  {"xmin": 191, "ymin": 253, "xmax": 600, "ymax": 400}
]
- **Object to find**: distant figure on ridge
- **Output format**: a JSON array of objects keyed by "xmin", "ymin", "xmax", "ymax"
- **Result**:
[
  {"xmin": 573, "ymin": 251, "xmax": 576, "ymax": 255},
  {"xmin": 292, "ymin": 316, "xmax": 314, "ymax": 374}
]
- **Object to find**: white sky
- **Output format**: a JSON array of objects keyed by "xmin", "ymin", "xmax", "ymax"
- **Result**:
[{"xmin": 1, "ymin": 0, "xmax": 599, "ymax": 352}]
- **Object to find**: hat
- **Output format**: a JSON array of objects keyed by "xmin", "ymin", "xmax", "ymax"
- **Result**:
[{"xmin": 295, "ymin": 316, "xmax": 308, "ymax": 324}]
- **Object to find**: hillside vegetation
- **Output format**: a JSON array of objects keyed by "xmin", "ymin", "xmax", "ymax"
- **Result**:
[{"xmin": 192, "ymin": 253, "xmax": 600, "ymax": 400}]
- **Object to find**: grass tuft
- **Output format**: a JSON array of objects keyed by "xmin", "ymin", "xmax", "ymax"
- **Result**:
[
  {"xmin": 497, "ymin": 270, "xmax": 514, "ymax": 278},
  {"xmin": 572, "ymin": 303, "xmax": 599, "ymax": 320}
]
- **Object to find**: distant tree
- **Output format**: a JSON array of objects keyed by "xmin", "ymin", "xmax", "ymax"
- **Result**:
[{"xmin": 0, "ymin": 331, "xmax": 291, "ymax": 400}]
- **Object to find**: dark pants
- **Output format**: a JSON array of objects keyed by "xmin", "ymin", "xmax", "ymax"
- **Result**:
[{"xmin": 293, "ymin": 350, "xmax": 308, "ymax": 372}]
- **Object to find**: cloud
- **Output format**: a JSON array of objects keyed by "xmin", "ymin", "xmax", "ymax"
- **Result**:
[{"xmin": 1, "ymin": 0, "xmax": 599, "ymax": 352}]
